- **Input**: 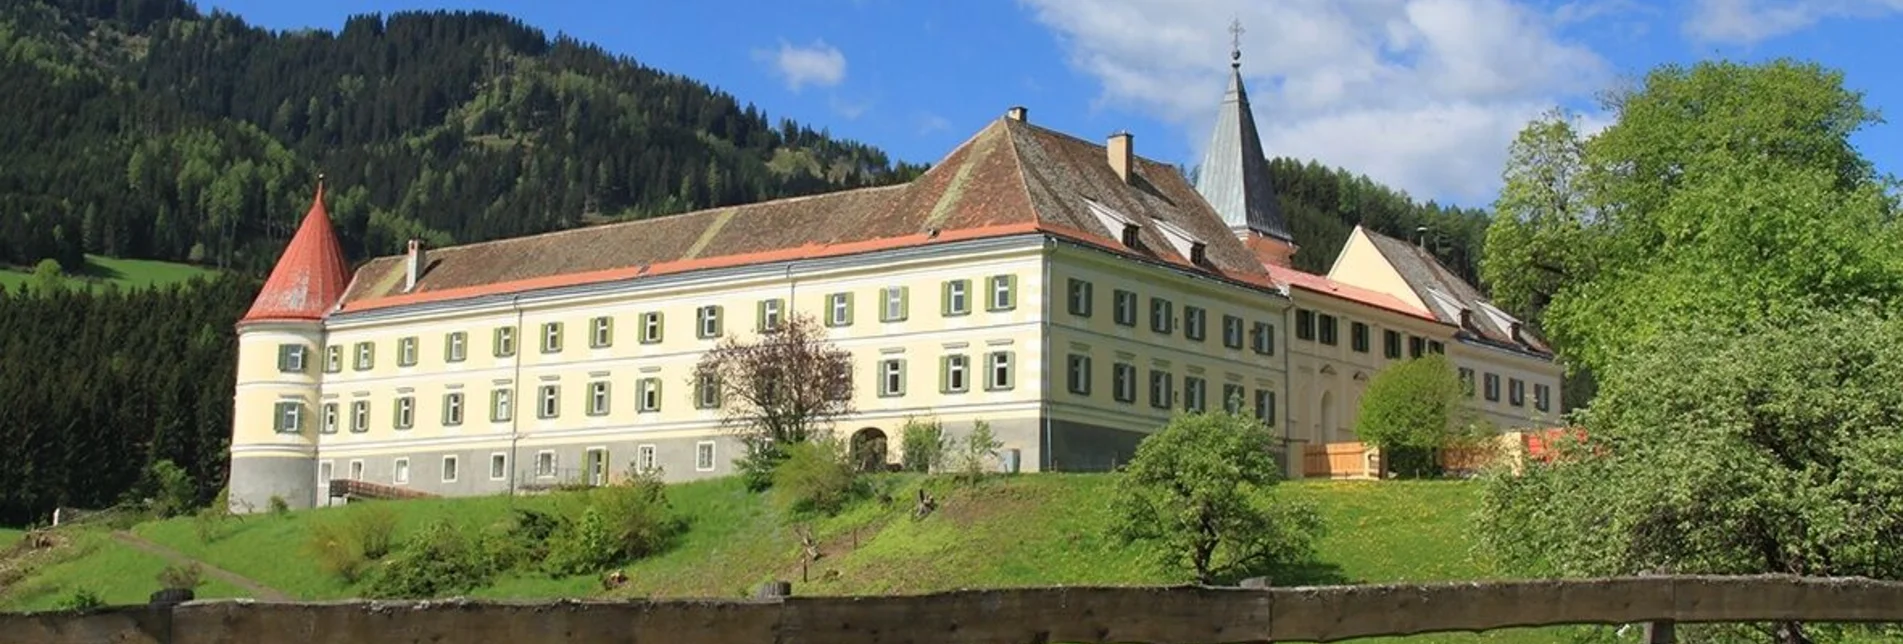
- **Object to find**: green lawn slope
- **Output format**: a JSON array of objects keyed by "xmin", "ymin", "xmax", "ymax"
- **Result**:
[
  {"xmin": 0, "ymin": 255, "xmax": 217, "ymax": 292},
  {"xmin": 0, "ymin": 532, "xmax": 248, "ymax": 611},
  {"xmin": 5, "ymin": 475, "xmax": 1585, "ymax": 641}
]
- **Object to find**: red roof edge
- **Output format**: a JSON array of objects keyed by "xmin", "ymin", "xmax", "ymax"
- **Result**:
[{"xmin": 241, "ymin": 179, "xmax": 351, "ymax": 324}]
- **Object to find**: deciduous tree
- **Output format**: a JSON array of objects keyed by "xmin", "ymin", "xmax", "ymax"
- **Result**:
[
  {"xmin": 1112, "ymin": 410, "xmax": 1322, "ymax": 585},
  {"xmin": 693, "ymin": 314, "xmax": 853, "ymax": 488},
  {"xmin": 1352, "ymin": 355, "xmax": 1478, "ymax": 478}
]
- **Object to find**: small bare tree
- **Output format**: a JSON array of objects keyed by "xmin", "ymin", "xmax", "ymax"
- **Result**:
[{"xmin": 694, "ymin": 314, "xmax": 854, "ymax": 487}]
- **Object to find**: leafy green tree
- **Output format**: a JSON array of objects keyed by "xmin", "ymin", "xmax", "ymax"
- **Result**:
[
  {"xmin": 898, "ymin": 416, "xmax": 950, "ymax": 473},
  {"xmin": 1352, "ymin": 355, "xmax": 1476, "ymax": 478},
  {"xmin": 954, "ymin": 420, "xmax": 1002, "ymax": 484},
  {"xmin": 772, "ymin": 437, "xmax": 864, "ymax": 515},
  {"xmin": 1483, "ymin": 60, "xmax": 1903, "ymax": 382},
  {"xmin": 1478, "ymin": 309, "xmax": 1903, "ymax": 643},
  {"xmin": 29, "ymin": 258, "xmax": 65, "ymax": 296},
  {"xmin": 1112, "ymin": 410, "xmax": 1322, "ymax": 585}
]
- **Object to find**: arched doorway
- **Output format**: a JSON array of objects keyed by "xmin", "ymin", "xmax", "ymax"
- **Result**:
[
  {"xmin": 849, "ymin": 428, "xmax": 888, "ymax": 472},
  {"xmin": 1318, "ymin": 390, "xmax": 1337, "ymax": 444}
]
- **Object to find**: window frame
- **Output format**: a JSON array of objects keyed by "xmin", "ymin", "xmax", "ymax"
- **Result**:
[
  {"xmin": 394, "ymin": 396, "xmax": 415, "ymax": 430},
  {"xmin": 541, "ymin": 322, "xmax": 563, "ymax": 354},
  {"xmin": 1383, "ymin": 330, "xmax": 1403, "ymax": 359},
  {"xmin": 697, "ymin": 305, "xmax": 723, "ymax": 339},
  {"xmin": 1148, "ymin": 370, "xmax": 1174, "ymax": 410},
  {"xmin": 1112, "ymin": 362, "xmax": 1137, "ymax": 403},
  {"xmin": 943, "ymin": 280, "xmax": 971, "ymax": 317},
  {"xmin": 827, "ymin": 292, "xmax": 853, "ymax": 327},
  {"xmin": 324, "ymin": 345, "xmax": 343, "ymax": 373},
  {"xmin": 1112, "ymin": 289, "xmax": 1138, "ymax": 327},
  {"xmin": 1222, "ymin": 315, "xmax": 1244, "ymax": 349},
  {"xmin": 441, "ymin": 456, "xmax": 459, "ymax": 483},
  {"xmin": 638, "ymin": 378, "xmax": 662, "ymax": 413},
  {"xmin": 695, "ymin": 441, "xmax": 717, "ymax": 472},
  {"xmin": 278, "ymin": 344, "xmax": 307, "ymax": 373},
  {"xmin": 641, "ymin": 311, "xmax": 664, "ymax": 344},
  {"xmin": 1295, "ymin": 309, "xmax": 1315, "ymax": 341},
  {"xmin": 1184, "ymin": 306, "xmax": 1206, "ymax": 342},
  {"xmin": 489, "ymin": 453, "xmax": 508, "ymax": 481},
  {"xmin": 321, "ymin": 402, "xmax": 339, "ymax": 434},
  {"xmin": 1350, "ymin": 321, "xmax": 1370, "ymax": 353},
  {"xmin": 759, "ymin": 298, "xmax": 784, "ymax": 332},
  {"xmin": 393, "ymin": 457, "xmax": 411, "ymax": 485},
  {"xmin": 588, "ymin": 381, "xmax": 610, "ymax": 416},
  {"xmin": 354, "ymin": 342, "xmax": 374, "ymax": 371},
  {"xmin": 878, "ymin": 358, "xmax": 905, "ymax": 397},
  {"xmin": 397, "ymin": 336, "xmax": 418, "ymax": 367},
  {"xmin": 1484, "ymin": 373, "xmax": 1501, "ymax": 402},
  {"xmin": 273, "ymin": 401, "xmax": 303, "ymax": 433},
  {"xmin": 1251, "ymin": 321, "xmax": 1276, "ymax": 355},
  {"xmin": 986, "ymin": 351, "xmax": 1015, "ymax": 391},
  {"xmin": 1067, "ymin": 278, "xmax": 1093, "ymax": 317},
  {"xmin": 1149, "ymin": 297, "xmax": 1174, "ymax": 334},
  {"xmin": 986, "ymin": 274, "xmax": 1016, "ymax": 312},
  {"xmin": 695, "ymin": 373, "xmax": 721, "ymax": 409},
  {"xmin": 445, "ymin": 331, "xmax": 467, "ymax": 363},
  {"xmin": 1254, "ymin": 389, "xmax": 1277, "ymax": 427},
  {"xmin": 1317, "ymin": 314, "xmax": 1338, "ymax": 346},
  {"xmin": 537, "ymin": 385, "xmax": 560, "ymax": 419},
  {"xmin": 636, "ymin": 445, "xmax": 657, "ymax": 473},
  {"xmin": 491, "ymin": 388, "xmax": 514, "ymax": 422},
  {"xmin": 881, "ymin": 286, "xmax": 909, "ymax": 322},
  {"xmin": 350, "ymin": 400, "xmax": 369, "ymax": 433},
  {"xmin": 1066, "ymin": 354, "xmax": 1091, "ymax": 395},
  {"xmin": 1184, "ymin": 376, "xmax": 1207, "ymax": 412},
  {"xmin": 535, "ymin": 450, "xmax": 557, "ymax": 479},
  {"xmin": 442, "ymin": 392, "xmax": 464, "ymax": 427},
  {"xmin": 494, "ymin": 326, "xmax": 517, "ymax": 357},
  {"xmin": 942, "ymin": 354, "xmax": 969, "ymax": 393},
  {"xmin": 590, "ymin": 316, "xmax": 613, "ymax": 348},
  {"xmin": 1509, "ymin": 378, "xmax": 1526, "ymax": 407}
]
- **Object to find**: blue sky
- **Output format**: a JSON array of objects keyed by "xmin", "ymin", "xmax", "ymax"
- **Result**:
[{"xmin": 203, "ymin": 0, "xmax": 1902, "ymax": 210}]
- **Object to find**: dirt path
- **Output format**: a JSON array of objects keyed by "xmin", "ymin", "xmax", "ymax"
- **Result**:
[{"xmin": 110, "ymin": 531, "xmax": 292, "ymax": 601}]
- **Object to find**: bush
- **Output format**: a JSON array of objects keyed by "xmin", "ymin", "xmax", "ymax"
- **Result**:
[
  {"xmin": 735, "ymin": 440, "xmax": 787, "ymax": 492},
  {"xmin": 899, "ymin": 417, "xmax": 949, "ymax": 473},
  {"xmin": 544, "ymin": 471, "xmax": 685, "ymax": 576},
  {"xmin": 954, "ymin": 420, "xmax": 1002, "ymax": 484},
  {"xmin": 544, "ymin": 507, "xmax": 617, "ymax": 576},
  {"xmin": 56, "ymin": 588, "xmax": 104, "ymax": 611},
  {"xmin": 268, "ymin": 496, "xmax": 290, "ymax": 515},
  {"xmin": 305, "ymin": 505, "xmax": 401, "ymax": 583},
  {"xmin": 365, "ymin": 519, "xmax": 496, "ymax": 599},
  {"xmin": 352, "ymin": 505, "xmax": 399, "ymax": 560},
  {"xmin": 157, "ymin": 563, "xmax": 204, "ymax": 590},
  {"xmin": 772, "ymin": 437, "xmax": 863, "ymax": 514}
]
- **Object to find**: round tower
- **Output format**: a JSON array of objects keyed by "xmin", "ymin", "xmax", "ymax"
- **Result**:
[{"xmin": 229, "ymin": 179, "xmax": 350, "ymax": 513}]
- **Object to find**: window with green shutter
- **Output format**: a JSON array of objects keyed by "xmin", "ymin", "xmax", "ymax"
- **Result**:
[
  {"xmin": 641, "ymin": 312, "xmax": 664, "ymax": 343},
  {"xmin": 590, "ymin": 317, "xmax": 613, "ymax": 348},
  {"xmin": 1251, "ymin": 322, "xmax": 1276, "ymax": 355},
  {"xmin": 942, "ymin": 280, "xmax": 970, "ymax": 317},
  {"xmin": 758, "ymin": 298, "xmax": 784, "ymax": 332},
  {"xmin": 1350, "ymin": 322, "xmax": 1370, "ymax": 353},
  {"xmin": 324, "ymin": 345, "xmax": 343, "ymax": 373},
  {"xmin": 826, "ymin": 293, "xmax": 854, "ymax": 327},
  {"xmin": 1254, "ymin": 390, "xmax": 1277, "ymax": 426},
  {"xmin": 495, "ymin": 327, "xmax": 517, "ymax": 357},
  {"xmin": 940, "ymin": 354, "xmax": 969, "ymax": 393},
  {"xmin": 1150, "ymin": 298, "xmax": 1174, "ymax": 334},
  {"xmin": 445, "ymin": 332, "xmax": 467, "ymax": 362},
  {"xmin": 277, "ymin": 344, "xmax": 307, "ymax": 373},
  {"xmin": 639, "ymin": 378, "xmax": 663, "ymax": 412},
  {"xmin": 1149, "ymin": 370, "xmax": 1173, "ymax": 409},
  {"xmin": 443, "ymin": 393, "xmax": 464, "ymax": 426},
  {"xmin": 1223, "ymin": 315, "xmax": 1244, "ymax": 349},
  {"xmin": 354, "ymin": 342, "xmax": 374, "ymax": 370},
  {"xmin": 541, "ymin": 322, "xmax": 563, "ymax": 353},
  {"xmin": 1066, "ymin": 354, "xmax": 1091, "ymax": 395},
  {"xmin": 697, "ymin": 305, "xmax": 723, "ymax": 338},
  {"xmin": 1112, "ymin": 363, "xmax": 1137, "ymax": 403},
  {"xmin": 1113, "ymin": 290, "xmax": 1138, "ymax": 326},
  {"xmin": 879, "ymin": 359, "xmax": 906, "ymax": 397},
  {"xmin": 1384, "ymin": 329, "xmax": 1403, "ymax": 359},
  {"xmin": 1067, "ymin": 278, "xmax": 1092, "ymax": 317},
  {"xmin": 986, "ymin": 351, "xmax": 1015, "ymax": 390},
  {"xmin": 1184, "ymin": 376, "xmax": 1207, "ymax": 412},
  {"xmin": 1318, "ymin": 314, "xmax": 1338, "ymax": 346},
  {"xmin": 1184, "ymin": 306, "xmax": 1206, "ymax": 342},
  {"xmin": 273, "ymin": 401, "xmax": 303, "ymax": 433},
  {"xmin": 987, "ymin": 274, "xmax": 1016, "ymax": 311},
  {"xmin": 397, "ymin": 336, "xmax": 418, "ymax": 366},
  {"xmin": 880, "ymin": 286, "xmax": 909, "ymax": 322},
  {"xmin": 1296, "ymin": 309, "xmax": 1316, "ymax": 341}
]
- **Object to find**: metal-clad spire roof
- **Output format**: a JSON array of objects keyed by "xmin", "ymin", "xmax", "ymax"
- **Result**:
[
  {"xmin": 242, "ymin": 177, "xmax": 350, "ymax": 323},
  {"xmin": 1194, "ymin": 24, "xmax": 1293, "ymax": 242}
]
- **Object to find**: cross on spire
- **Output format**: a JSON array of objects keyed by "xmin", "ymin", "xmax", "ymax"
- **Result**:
[{"xmin": 1229, "ymin": 18, "xmax": 1244, "ymax": 67}]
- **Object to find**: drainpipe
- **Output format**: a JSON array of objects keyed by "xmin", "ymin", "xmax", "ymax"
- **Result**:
[
  {"xmin": 1280, "ymin": 296, "xmax": 1294, "ymax": 477},
  {"xmin": 507, "ymin": 295, "xmax": 524, "ymax": 498},
  {"xmin": 1041, "ymin": 237, "xmax": 1054, "ymax": 472}
]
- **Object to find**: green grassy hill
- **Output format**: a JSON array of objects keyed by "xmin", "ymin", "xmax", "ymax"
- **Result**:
[
  {"xmin": 0, "ymin": 255, "xmax": 218, "ymax": 292},
  {"xmin": 2, "ymin": 475, "xmax": 1584, "ymax": 641}
]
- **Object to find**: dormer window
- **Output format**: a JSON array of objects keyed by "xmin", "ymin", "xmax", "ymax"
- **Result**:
[
  {"xmin": 1189, "ymin": 242, "xmax": 1208, "ymax": 266},
  {"xmin": 1121, "ymin": 223, "xmax": 1141, "ymax": 247}
]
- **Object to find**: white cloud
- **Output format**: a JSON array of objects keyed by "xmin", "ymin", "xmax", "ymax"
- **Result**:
[
  {"xmin": 1684, "ymin": 0, "xmax": 1903, "ymax": 44},
  {"xmin": 757, "ymin": 40, "xmax": 848, "ymax": 91},
  {"xmin": 918, "ymin": 112, "xmax": 952, "ymax": 135},
  {"xmin": 1019, "ymin": 0, "xmax": 1615, "ymax": 204}
]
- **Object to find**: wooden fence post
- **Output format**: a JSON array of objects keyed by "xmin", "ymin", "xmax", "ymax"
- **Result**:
[{"xmin": 1643, "ymin": 619, "xmax": 1675, "ymax": 643}]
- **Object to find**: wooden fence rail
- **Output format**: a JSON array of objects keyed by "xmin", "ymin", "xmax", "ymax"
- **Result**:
[{"xmin": 5, "ymin": 575, "xmax": 1901, "ymax": 643}]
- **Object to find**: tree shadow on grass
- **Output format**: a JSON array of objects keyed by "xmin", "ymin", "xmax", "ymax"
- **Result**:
[{"xmin": 70, "ymin": 259, "xmax": 125, "ymax": 282}]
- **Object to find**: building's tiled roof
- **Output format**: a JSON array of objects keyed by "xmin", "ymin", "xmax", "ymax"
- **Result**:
[
  {"xmin": 242, "ymin": 184, "xmax": 351, "ymax": 324},
  {"xmin": 336, "ymin": 117, "xmax": 1274, "ymax": 314},
  {"xmin": 1263, "ymin": 264, "xmax": 1437, "ymax": 323},
  {"xmin": 1359, "ymin": 228, "xmax": 1553, "ymax": 356}
]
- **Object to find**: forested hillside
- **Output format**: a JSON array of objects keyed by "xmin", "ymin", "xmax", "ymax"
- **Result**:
[
  {"xmin": 0, "ymin": 0, "xmax": 925, "ymax": 273},
  {"xmin": 1267, "ymin": 158, "xmax": 1489, "ymax": 281}
]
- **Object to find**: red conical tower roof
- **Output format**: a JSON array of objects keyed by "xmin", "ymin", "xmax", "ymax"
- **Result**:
[{"xmin": 242, "ymin": 177, "xmax": 350, "ymax": 324}]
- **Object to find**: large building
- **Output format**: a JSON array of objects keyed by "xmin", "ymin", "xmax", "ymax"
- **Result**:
[{"xmin": 229, "ymin": 49, "xmax": 1561, "ymax": 511}]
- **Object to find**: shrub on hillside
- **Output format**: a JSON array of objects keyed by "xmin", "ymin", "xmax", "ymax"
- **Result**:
[
  {"xmin": 157, "ymin": 563, "xmax": 204, "ymax": 590},
  {"xmin": 365, "ymin": 519, "xmax": 497, "ymax": 599},
  {"xmin": 544, "ymin": 507, "xmax": 617, "ymax": 576},
  {"xmin": 305, "ymin": 505, "xmax": 401, "ymax": 583},
  {"xmin": 772, "ymin": 437, "xmax": 864, "ymax": 514},
  {"xmin": 954, "ymin": 420, "xmax": 1002, "ymax": 485},
  {"xmin": 56, "ymin": 588, "xmax": 103, "ymax": 611},
  {"xmin": 735, "ymin": 440, "xmax": 787, "ymax": 492},
  {"xmin": 1112, "ymin": 410, "xmax": 1323, "ymax": 585},
  {"xmin": 145, "ymin": 459, "xmax": 198, "ymax": 518},
  {"xmin": 543, "ymin": 472, "xmax": 685, "ymax": 576},
  {"xmin": 899, "ymin": 417, "xmax": 949, "ymax": 473}
]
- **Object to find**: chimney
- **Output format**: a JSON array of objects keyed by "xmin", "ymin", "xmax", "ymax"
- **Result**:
[
  {"xmin": 1006, "ymin": 106, "xmax": 1028, "ymax": 123},
  {"xmin": 1107, "ymin": 131, "xmax": 1133, "ymax": 184},
  {"xmin": 404, "ymin": 239, "xmax": 426, "ymax": 292}
]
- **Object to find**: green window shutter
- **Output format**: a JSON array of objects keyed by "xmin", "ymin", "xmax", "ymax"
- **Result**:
[
  {"xmin": 1002, "ymin": 275, "xmax": 1018, "ymax": 310},
  {"xmin": 652, "ymin": 312, "xmax": 665, "ymax": 343},
  {"xmin": 898, "ymin": 286, "xmax": 910, "ymax": 321},
  {"xmin": 939, "ymin": 355, "xmax": 951, "ymax": 393},
  {"xmin": 897, "ymin": 359, "xmax": 907, "ymax": 395},
  {"xmin": 276, "ymin": 346, "xmax": 290, "ymax": 372},
  {"xmin": 941, "ymin": 281, "xmax": 954, "ymax": 316},
  {"xmin": 843, "ymin": 293, "xmax": 854, "ymax": 325},
  {"xmin": 712, "ymin": 306, "xmax": 723, "ymax": 336},
  {"xmin": 757, "ymin": 300, "xmax": 768, "ymax": 331}
]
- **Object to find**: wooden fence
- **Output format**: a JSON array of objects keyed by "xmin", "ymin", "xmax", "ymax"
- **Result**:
[
  {"xmin": 5, "ymin": 575, "xmax": 1900, "ymax": 643},
  {"xmin": 1302, "ymin": 441, "xmax": 1381, "ymax": 479}
]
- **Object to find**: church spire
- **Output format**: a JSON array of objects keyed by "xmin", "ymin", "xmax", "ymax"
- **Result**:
[
  {"xmin": 241, "ymin": 174, "xmax": 350, "ymax": 324},
  {"xmin": 1195, "ymin": 20, "xmax": 1296, "ymax": 264}
]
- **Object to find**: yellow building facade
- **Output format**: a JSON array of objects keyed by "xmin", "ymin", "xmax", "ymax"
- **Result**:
[{"xmin": 229, "ymin": 53, "xmax": 1561, "ymax": 511}]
